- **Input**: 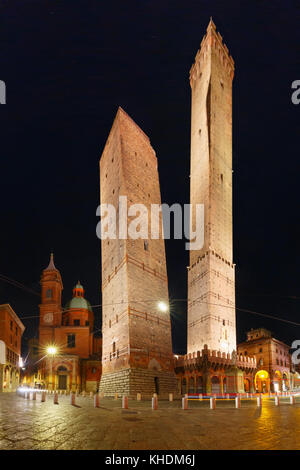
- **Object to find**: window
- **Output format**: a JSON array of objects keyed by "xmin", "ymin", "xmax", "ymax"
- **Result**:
[
  {"xmin": 144, "ymin": 241, "xmax": 149, "ymax": 251},
  {"xmin": 15, "ymin": 327, "xmax": 18, "ymax": 336},
  {"xmin": 74, "ymin": 319, "xmax": 80, "ymax": 326},
  {"xmin": 259, "ymin": 348, "xmax": 263, "ymax": 353},
  {"xmin": 10, "ymin": 321, "xmax": 13, "ymax": 331},
  {"xmin": 67, "ymin": 334, "xmax": 76, "ymax": 348},
  {"xmin": 85, "ymin": 321, "xmax": 89, "ymax": 326},
  {"xmin": 222, "ymin": 319, "xmax": 225, "ymax": 326},
  {"xmin": 244, "ymin": 351, "xmax": 247, "ymax": 356},
  {"xmin": 112, "ymin": 342, "xmax": 116, "ymax": 353},
  {"xmin": 46, "ymin": 289, "xmax": 52, "ymax": 298}
]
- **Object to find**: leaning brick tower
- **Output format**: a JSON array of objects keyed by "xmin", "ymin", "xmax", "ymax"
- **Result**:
[
  {"xmin": 99, "ymin": 107, "xmax": 177, "ymax": 397},
  {"xmin": 187, "ymin": 19, "xmax": 237, "ymax": 355}
]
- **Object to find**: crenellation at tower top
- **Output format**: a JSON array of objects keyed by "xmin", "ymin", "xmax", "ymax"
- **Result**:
[{"xmin": 190, "ymin": 19, "xmax": 234, "ymax": 87}]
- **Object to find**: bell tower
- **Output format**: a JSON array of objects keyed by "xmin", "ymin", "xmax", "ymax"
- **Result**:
[
  {"xmin": 187, "ymin": 19, "xmax": 236, "ymax": 355},
  {"xmin": 39, "ymin": 253, "xmax": 63, "ymax": 349}
]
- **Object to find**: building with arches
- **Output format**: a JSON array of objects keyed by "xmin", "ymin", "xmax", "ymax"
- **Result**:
[
  {"xmin": 0, "ymin": 304, "xmax": 25, "ymax": 392},
  {"xmin": 237, "ymin": 328, "xmax": 292, "ymax": 393}
]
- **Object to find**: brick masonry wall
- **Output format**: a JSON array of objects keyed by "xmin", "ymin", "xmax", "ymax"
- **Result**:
[
  {"xmin": 99, "ymin": 108, "xmax": 176, "ymax": 395},
  {"xmin": 188, "ymin": 20, "xmax": 236, "ymax": 356},
  {"xmin": 99, "ymin": 367, "xmax": 178, "ymax": 398}
]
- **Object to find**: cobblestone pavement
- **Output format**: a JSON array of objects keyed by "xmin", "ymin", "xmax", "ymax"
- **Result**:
[{"xmin": 0, "ymin": 392, "xmax": 300, "ymax": 450}]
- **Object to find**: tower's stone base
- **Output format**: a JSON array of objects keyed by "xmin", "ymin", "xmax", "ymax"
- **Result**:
[{"xmin": 100, "ymin": 368, "xmax": 178, "ymax": 398}]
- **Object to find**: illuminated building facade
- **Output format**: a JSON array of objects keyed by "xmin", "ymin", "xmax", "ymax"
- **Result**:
[
  {"xmin": 0, "ymin": 304, "xmax": 25, "ymax": 392},
  {"xmin": 35, "ymin": 254, "xmax": 102, "ymax": 392},
  {"xmin": 237, "ymin": 328, "xmax": 293, "ymax": 393}
]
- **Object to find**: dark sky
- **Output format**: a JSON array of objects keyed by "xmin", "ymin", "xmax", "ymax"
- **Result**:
[{"xmin": 0, "ymin": 0, "xmax": 299, "ymax": 355}]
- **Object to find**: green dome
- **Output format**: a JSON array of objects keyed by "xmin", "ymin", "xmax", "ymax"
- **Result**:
[{"xmin": 65, "ymin": 297, "xmax": 93, "ymax": 312}]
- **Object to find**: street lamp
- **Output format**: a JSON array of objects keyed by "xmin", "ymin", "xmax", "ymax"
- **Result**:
[
  {"xmin": 158, "ymin": 301, "xmax": 168, "ymax": 312},
  {"xmin": 47, "ymin": 346, "xmax": 57, "ymax": 356}
]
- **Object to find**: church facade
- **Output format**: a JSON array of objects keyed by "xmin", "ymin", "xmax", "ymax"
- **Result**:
[{"xmin": 32, "ymin": 254, "xmax": 102, "ymax": 392}]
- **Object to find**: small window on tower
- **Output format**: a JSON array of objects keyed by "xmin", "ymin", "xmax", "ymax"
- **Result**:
[
  {"xmin": 112, "ymin": 342, "xmax": 116, "ymax": 353},
  {"xmin": 220, "ymin": 174, "xmax": 223, "ymax": 183},
  {"xmin": 74, "ymin": 319, "xmax": 80, "ymax": 326},
  {"xmin": 144, "ymin": 241, "xmax": 149, "ymax": 251},
  {"xmin": 220, "ymin": 80, "xmax": 224, "ymax": 89},
  {"xmin": 46, "ymin": 289, "xmax": 52, "ymax": 299}
]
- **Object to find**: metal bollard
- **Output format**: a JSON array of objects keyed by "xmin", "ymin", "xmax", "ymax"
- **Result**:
[
  {"xmin": 137, "ymin": 393, "xmax": 141, "ymax": 401},
  {"xmin": 54, "ymin": 392, "xmax": 59, "ymax": 404},
  {"xmin": 290, "ymin": 395, "xmax": 295, "ymax": 405},
  {"xmin": 169, "ymin": 393, "xmax": 173, "ymax": 402},
  {"xmin": 182, "ymin": 397, "xmax": 188, "ymax": 410},
  {"xmin": 70, "ymin": 392, "xmax": 76, "ymax": 405},
  {"xmin": 257, "ymin": 394, "xmax": 262, "ymax": 407},
  {"xmin": 122, "ymin": 396, "xmax": 128, "ymax": 409},
  {"xmin": 152, "ymin": 396, "xmax": 158, "ymax": 410},
  {"xmin": 210, "ymin": 397, "xmax": 216, "ymax": 409},
  {"xmin": 275, "ymin": 395, "xmax": 280, "ymax": 406},
  {"xmin": 235, "ymin": 396, "xmax": 241, "ymax": 408},
  {"xmin": 41, "ymin": 391, "xmax": 46, "ymax": 402},
  {"xmin": 94, "ymin": 394, "xmax": 100, "ymax": 408}
]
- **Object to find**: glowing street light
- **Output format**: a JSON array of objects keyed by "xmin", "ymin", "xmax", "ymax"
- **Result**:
[
  {"xmin": 47, "ymin": 346, "xmax": 57, "ymax": 356},
  {"xmin": 158, "ymin": 301, "xmax": 168, "ymax": 312}
]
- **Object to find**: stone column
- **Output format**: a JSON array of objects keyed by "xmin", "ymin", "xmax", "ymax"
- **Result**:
[
  {"xmin": 220, "ymin": 376, "xmax": 224, "ymax": 395},
  {"xmin": 203, "ymin": 373, "xmax": 211, "ymax": 394},
  {"xmin": 72, "ymin": 358, "xmax": 76, "ymax": 392}
]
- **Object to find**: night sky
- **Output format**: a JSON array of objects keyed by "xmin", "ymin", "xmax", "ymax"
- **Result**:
[{"xmin": 0, "ymin": 0, "xmax": 299, "ymax": 356}]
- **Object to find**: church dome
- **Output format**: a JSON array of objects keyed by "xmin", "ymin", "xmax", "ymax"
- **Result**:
[
  {"xmin": 65, "ymin": 296, "xmax": 93, "ymax": 312},
  {"xmin": 65, "ymin": 281, "xmax": 93, "ymax": 312}
]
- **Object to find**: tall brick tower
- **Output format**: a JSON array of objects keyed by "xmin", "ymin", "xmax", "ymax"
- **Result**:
[
  {"xmin": 187, "ymin": 19, "xmax": 236, "ymax": 355},
  {"xmin": 39, "ymin": 253, "xmax": 63, "ymax": 349},
  {"xmin": 99, "ymin": 107, "xmax": 176, "ymax": 397}
]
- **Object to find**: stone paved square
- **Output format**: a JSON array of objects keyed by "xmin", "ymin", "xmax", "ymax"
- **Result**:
[{"xmin": 1, "ymin": 392, "xmax": 300, "ymax": 450}]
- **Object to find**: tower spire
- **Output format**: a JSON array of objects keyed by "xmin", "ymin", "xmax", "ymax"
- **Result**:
[{"xmin": 44, "ymin": 252, "xmax": 57, "ymax": 271}]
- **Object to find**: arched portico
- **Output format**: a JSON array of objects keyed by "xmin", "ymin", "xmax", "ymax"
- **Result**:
[{"xmin": 255, "ymin": 370, "xmax": 270, "ymax": 393}]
